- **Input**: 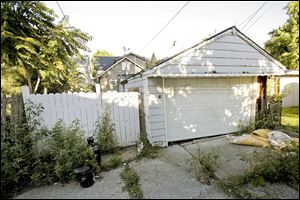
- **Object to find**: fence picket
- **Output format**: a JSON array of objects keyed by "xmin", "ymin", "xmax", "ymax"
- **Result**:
[{"xmin": 21, "ymin": 85, "xmax": 139, "ymax": 146}]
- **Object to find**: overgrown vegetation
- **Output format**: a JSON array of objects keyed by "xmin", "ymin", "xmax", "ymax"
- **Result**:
[
  {"xmin": 120, "ymin": 165, "xmax": 144, "ymax": 199},
  {"xmin": 235, "ymin": 96, "xmax": 282, "ymax": 136},
  {"xmin": 100, "ymin": 154, "xmax": 123, "ymax": 171},
  {"xmin": 187, "ymin": 148, "xmax": 220, "ymax": 184},
  {"xmin": 136, "ymin": 133, "xmax": 160, "ymax": 159},
  {"xmin": 1, "ymin": 101, "xmax": 99, "ymax": 198},
  {"xmin": 94, "ymin": 107, "xmax": 119, "ymax": 153},
  {"xmin": 218, "ymin": 142, "xmax": 299, "ymax": 199}
]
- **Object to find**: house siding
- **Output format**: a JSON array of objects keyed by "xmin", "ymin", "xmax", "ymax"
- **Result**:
[{"xmin": 99, "ymin": 58, "xmax": 144, "ymax": 92}]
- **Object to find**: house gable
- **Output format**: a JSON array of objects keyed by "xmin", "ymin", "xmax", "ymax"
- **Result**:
[{"xmin": 145, "ymin": 26, "xmax": 287, "ymax": 77}]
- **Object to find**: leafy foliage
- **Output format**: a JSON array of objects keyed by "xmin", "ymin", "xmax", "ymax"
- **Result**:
[
  {"xmin": 1, "ymin": 101, "xmax": 99, "ymax": 198},
  {"xmin": 120, "ymin": 165, "xmax": 144, "ymax": 199},
  {"xmin": 94, "ymin": 107, "xmax": 119, "ymax": 153},
  {"xmin": 1, "ymin": 101, "xmax": 49, "ymax": 198},
  {"xmin": 236, "ymin": 96, "xmax": 282, "ymax": 136},
  {"xmin": 90, "ymin": 49, "xmax": 113, "ymax": 79},
  {"xmin": 1, "ymin": 1, "xmax": 92, "ymax": 95},
  {"xmin": 47, "ymin": 120, "xmax": 99, "ymax": 183},
  {"xmin": 264, "ymin": 1, "xmax": 299, "ymax": 70}
]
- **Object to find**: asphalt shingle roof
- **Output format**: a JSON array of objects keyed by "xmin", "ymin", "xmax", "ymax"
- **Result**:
[{"xmin": 94, "ymin": 56, "xmax": 122, "ymax": 71}]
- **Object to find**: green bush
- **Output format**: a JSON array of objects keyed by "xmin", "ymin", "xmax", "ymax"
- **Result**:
[
  {"xmin": 94, "ymin": 107, "xmax": 119, "ymax": 153},
  {"xmin": 1, "ymin": 100, "xmax": 49, "ymax": 198},
  {"xmin": 1, "ymin": 100, "xmax": 100, "ymax": 198},
  {"xmin": 187, "ymin": 148, "xmax": 220, "ymax": 184},
  {"xmin": 47, "ymin": 120, "xmax": 99, "ymax": 182}
]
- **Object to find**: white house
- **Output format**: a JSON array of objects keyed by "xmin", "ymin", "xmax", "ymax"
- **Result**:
[{"xmin": 122, "ymin": 26, "xmax": 287, "ymax": 147}]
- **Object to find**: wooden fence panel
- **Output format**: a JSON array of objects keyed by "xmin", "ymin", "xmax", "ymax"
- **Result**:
[{"xmin": 21, "ymin": 85, "xmax": 140, "ymax": 147}]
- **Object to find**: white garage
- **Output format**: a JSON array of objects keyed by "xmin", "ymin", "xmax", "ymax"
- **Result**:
[{"xmin": 123, "ymin": 26, "xmax": 287, "ymax": 147}]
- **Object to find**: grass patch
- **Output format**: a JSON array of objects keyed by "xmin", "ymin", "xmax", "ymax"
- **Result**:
[
  {"xmin": 100, "ymin": 154, "xmax": 122, "ymax": 171},
  {"xmin": 281, "ymin": 107, "xmax": 299, "ymax": 133},
  {"xmin": 120, "ymin": 165, "xmax": 144, "ymax": 199},
  {"xmin": 187, "ymin": 148, "xmax": 220, "ymax": 184},
  {"xmin": 136, "ymin": 133, "xmax": 160, "ymax": 159}
]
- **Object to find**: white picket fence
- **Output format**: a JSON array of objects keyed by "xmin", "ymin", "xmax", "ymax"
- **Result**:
[{"xmin": 21, "ymin": 85, "xmax": 140, "ymax": 147}]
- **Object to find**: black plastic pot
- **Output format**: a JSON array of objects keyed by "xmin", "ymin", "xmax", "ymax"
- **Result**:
[{"xmin": 74, "ymin": 166, "xmax": 94, "ymax": 188}]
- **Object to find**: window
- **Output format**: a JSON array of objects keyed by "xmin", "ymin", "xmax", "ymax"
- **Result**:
[
  {"xmin": 122, "ymin": 62, "xmax": 130, "ymax": 71},
  {"xmin": 109, "ymin": 80, "xmax": 118, "ymax": 86}
]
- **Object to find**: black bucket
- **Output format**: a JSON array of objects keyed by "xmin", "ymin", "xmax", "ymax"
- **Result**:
[{"xmin": 74, "ymin": 166, "xmax": 94, "ymax": 188}]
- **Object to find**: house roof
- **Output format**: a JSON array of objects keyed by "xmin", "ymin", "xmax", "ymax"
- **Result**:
[
  {"xmin": 122, "ymin": 26, "xmax": 287, "ymax": 84},
  {"xmin": 97, "ymin": 57, "xmax": 144, "ymax": 78},
  {"xmin": 124, "ymin": 52, "xmax": 148, "ymax": 61},
  {"xmin": 94, "ymin": 56, "xmax": 122, "ymax": 71}
]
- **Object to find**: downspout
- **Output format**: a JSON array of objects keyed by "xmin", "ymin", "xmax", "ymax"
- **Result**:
[{"xmin": 162, "ymin": 77, "xmax": 168, "ymax": 147}]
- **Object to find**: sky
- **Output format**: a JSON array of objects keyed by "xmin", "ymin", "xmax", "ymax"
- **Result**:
[{"xmin": 43, "ymin": 1, "xmax": 289, "ymax": 60}]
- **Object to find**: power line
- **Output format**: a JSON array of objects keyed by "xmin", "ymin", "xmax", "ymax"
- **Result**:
[
  {"xmin": 139, "ymin": 1, "xmax": 190, "ymax": 53},
  {"xmin": 240, "ymin": 1, "xmax": 268, "ymax": 31},
  {"xmin": 245, "ymin": 2, "xmax": 276, "ymax": 32},
  {"xmin": 56, "ymin": 1, "xmax": 71, "ymax": 27}
]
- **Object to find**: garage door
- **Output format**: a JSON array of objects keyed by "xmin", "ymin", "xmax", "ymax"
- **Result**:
[{"xmin": 165, "ymin": 77, "xmax": 256, "ymax": 142}]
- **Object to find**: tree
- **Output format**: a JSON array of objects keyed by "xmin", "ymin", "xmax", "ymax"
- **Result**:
[
  {"xmin": 264, "ymin": 1, "xmax": 299, "ymax": 70},
  {"xmin": 146, "ymin": 53, "xmax": 158, "ymax": 68},
  {"xmin": 1, "ymin": 1, "xmax": 92, "ymax": 95},
  {"xmin": 90, "ymin": 50, "xmax": 113, "ymax": 79}
]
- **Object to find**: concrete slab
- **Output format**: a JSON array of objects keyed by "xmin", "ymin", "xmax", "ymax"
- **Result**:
[
  {"xmin": 130, "ymin": 158, "xmax": 231, "ymax": 199},
  {"xmin": 181, "ymin": 135, "xmax": 263, "ymax": 179},
  {"xmin": 14, "ymin": 168, "xmax": 129, "ymax": 199}
]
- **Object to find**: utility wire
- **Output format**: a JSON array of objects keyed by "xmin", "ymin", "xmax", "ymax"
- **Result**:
[
  {"xmin": 245, "ymin": 2, "xmax": 276, "ymax": 32},
  {"xmin": 56, "ymin": 1, "xmax": 71, "ymax": 27},
  {"xmin": 140, "ymin": 1, "xmax": 190, "ymax": 53},
  {"xmin": 240, "ymin": 1, "xmax": 268, "ymax": 31}
]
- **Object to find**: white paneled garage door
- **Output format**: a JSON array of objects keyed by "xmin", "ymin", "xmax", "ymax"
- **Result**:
[{"xmin": 165, "ymin": 77, "xmax": 256, "ymax": 142}]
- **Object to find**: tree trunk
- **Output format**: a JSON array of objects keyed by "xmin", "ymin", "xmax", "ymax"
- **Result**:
[
  {"xmin": 24, "ymin": 66, "xmax": 33, "ymax": 93},
  {"xmin": 33, "ymin": 74, "xmax": 41, "ymax": 94}
]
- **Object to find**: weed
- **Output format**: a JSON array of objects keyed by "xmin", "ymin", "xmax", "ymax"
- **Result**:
[
  {"xmin": 120, "ymin": 165, "xmax": 144, "ymax": 199},
  {"xmin": 136, "ymin": 133, "xmax": 160, "ymax": 159},
  {"xmin": 101, "ymin": 154, "xmax": 122, "ymax": 171},
  {"xmin": 187, "ymin": 148, "xmax": 220, "ymax": 184},
  {"xmin": 217, "ymin": 142, "xmax": 299, "ymax": 198}
]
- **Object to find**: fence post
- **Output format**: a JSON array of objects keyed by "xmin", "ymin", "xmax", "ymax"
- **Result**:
[{"xmin": 21, "ymin": 85, "xmax": 30, "ymax": 102}]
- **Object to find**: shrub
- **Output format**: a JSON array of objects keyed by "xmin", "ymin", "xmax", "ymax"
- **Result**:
[
  {"xmin": 1, "ymin": 100, "xmax": 49, "ymax": 198},
  {"xmin": 136, "ymin": 133, "xmax": 160, "ymax": 159},
  {"xmin": 187, "ymin": 148, "xmax": 220, "ymax": 184},
  {"xmin": 94, "ymin": 107, "xmax": 119, "ymax": 153},
  {"xmin": 120, "ymin": 165, "xmax": 144, "ymax": 199},
  {"xmin": 47, "ymin": 120, "xmax": 99, "ymax": 182},
  {"xmin": 236, "ymin": 96, "xmax": 283, "ymax": 136}
]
